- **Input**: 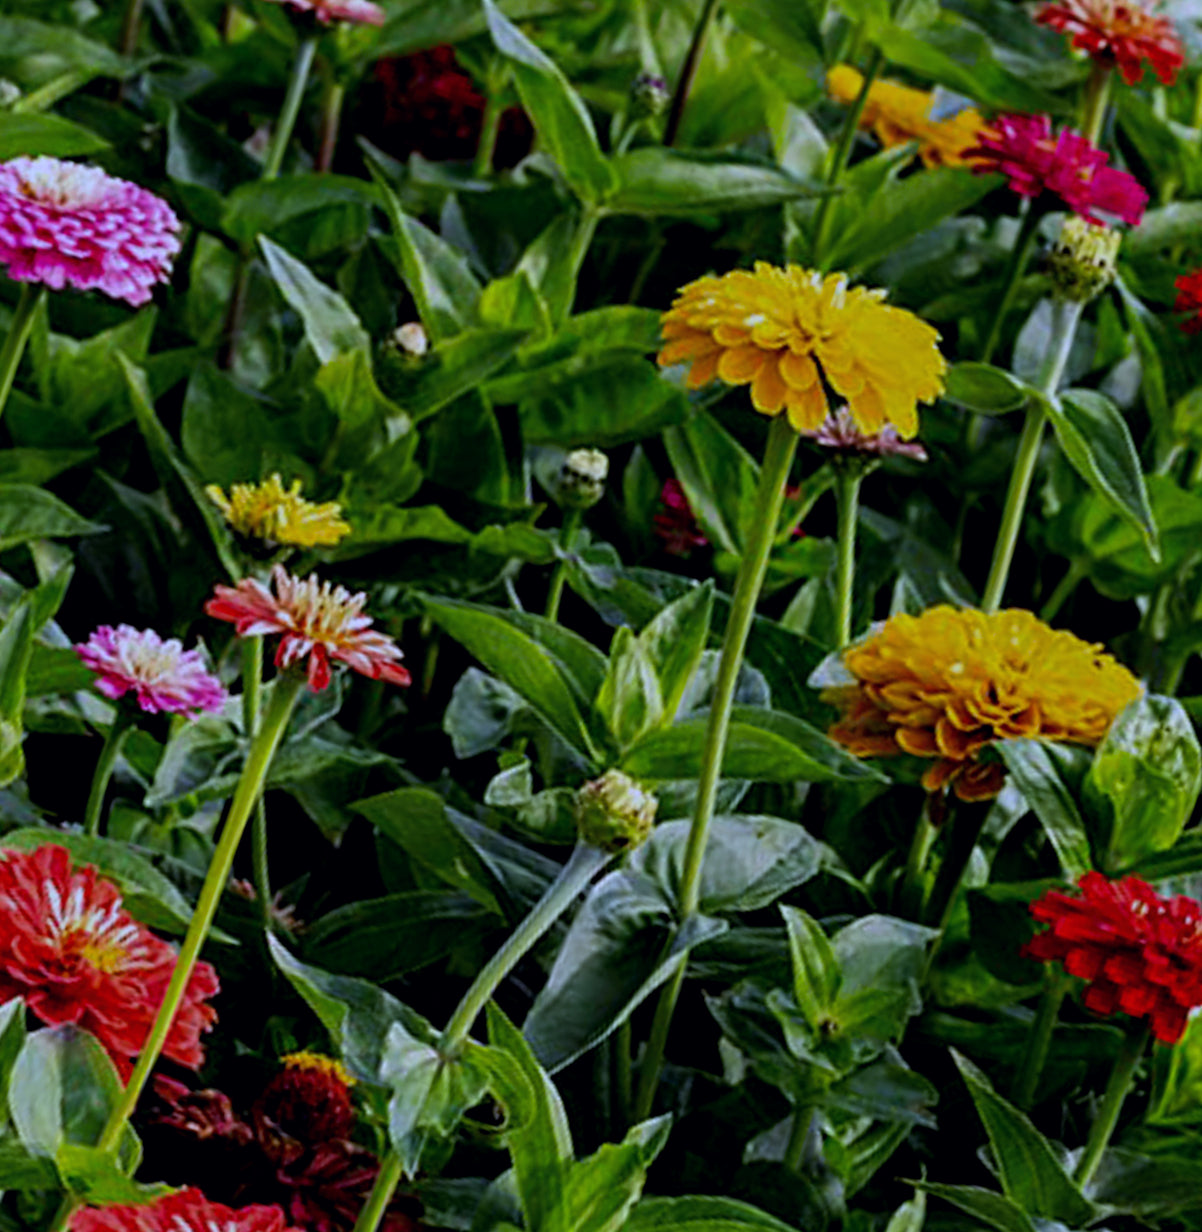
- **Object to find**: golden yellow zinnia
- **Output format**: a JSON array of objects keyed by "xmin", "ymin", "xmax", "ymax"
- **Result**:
[
  {"xmin": 827, "ymin": 65, "xmax": 989, "ymax": 169},
  {"xmin": 657, "ymin": 263, "xmax": 946, "ymax": 438},
  {"xmin": 824, "ymin": 606, "xmax": 1142, "ymax": 802},
  {"xmin": 206, "ymin": 473, "xmax": 350, "ymax": 548}
]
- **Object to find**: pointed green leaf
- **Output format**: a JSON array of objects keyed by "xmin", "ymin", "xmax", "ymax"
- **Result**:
[
  {"xmin": 781, "ymin": 904, "xmax": 841, "ymax": 1031},
  {"xmin": 998, "ymin": 741, "xmax": 1093, "ymax": 879},
  {"xmin": 625, "ymin": 1196, "xmax": 799, "ymax": 1231}
]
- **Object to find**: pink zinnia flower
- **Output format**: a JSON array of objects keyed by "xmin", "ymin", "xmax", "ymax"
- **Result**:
[
  {"xmin": 1035, "ymin": 0, "xmax": 1184, "ymax": 85},
  {"xmin": 0, "ymin": 844, "xmax": 219, "ymax": 1080},
  {"xmin": 76, "ymin": 625, "xmax": 227, "ymax": 717},
  {"xmin": 205, "ymin": 566, "xmax": 411, "ymax": 693},
  {"xmin": 71, "ymin": 1189, "xmax": 297, "ymax": 1232},
  {"xmin": 0, "ymin": 157, "xmax": 180, "ymax": 307},
  {"xmin": 968, "ymin": 113, "xmax": 1147, "ymax": 225},
  {"xmin": 267, "ymin": 0, "xmax": 386, "ymax": 24},
  {"xmin": 807, "ymin": 407, "xmax": 929, "ymax": 460},
  {"xmin": 653, "ymin": 478, "xmax": 709, "ymax": 557}
]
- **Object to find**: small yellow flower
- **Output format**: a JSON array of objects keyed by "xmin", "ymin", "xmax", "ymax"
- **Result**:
[
  {"xmin": 658, "ymin": 262, "xmax": 946, "ymax": 438},
  {"xmin": 824, "ymin": 606, "xmax": 1142, "ymax": 802},
  {"xmin": 827, "ymin": 65, "xmax": 989, "ymax": 169},
  {"xmin": 282, "ymin": 1051, "xmax": 356, "ymax": 1087},
  {"xmin": 206, "ymin": 474, "xmax": 350, "ymax": 548}
]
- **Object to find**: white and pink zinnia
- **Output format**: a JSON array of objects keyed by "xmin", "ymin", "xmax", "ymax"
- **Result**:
[
  {"xmin": 267, "ymin": 0, "xmax": 386, "ymax": 24},
  {"xmin": 76, "ymin": 626, "xmax": 227, "ymax": 717},
  {"xmin": 0, "ymin": 157, "xmax": 181, "ymax": 307}
]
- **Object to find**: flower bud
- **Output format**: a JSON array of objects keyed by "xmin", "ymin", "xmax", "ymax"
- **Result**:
[
  {"xmin": 392, "ymin": 321, "xmax": 429, "ymax": 357},
  {"xmin": 1047, "ymin": 216, "xmax": 1121, "ymax": 303},
  {"xmin": 574, "ymin": 769, "xmax": 658, "ymax": 853},
  {"xmin": 630, "ymin": 73, "xmax": 670, "ymax": 120},
  {"xmin": 557, "ymin": 448, "xmax": 609, "ymax": 510}
]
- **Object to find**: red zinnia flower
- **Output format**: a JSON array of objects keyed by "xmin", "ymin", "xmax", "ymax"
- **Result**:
[
  {"xmin": 71, "ymin": 1189, "xmax": 297, "ymax": 1232},
  {"xmin": 0, "ymin": 844, "xmax": 219, "ymax": 1079},
  {"xmin": 1175, "ymin": 268, "xmax": 1202, "ymax": 333},
  {"xmin": 1035, "ymin": 0, "xmax": 1184, "ymax": 85},
  {"xmin": 1024, "ymin": 872, "xmax": 1202, "ymax": 1044},
  {"xmin": 653, "ymin": 478, "xmax": 709, "ymax": 557},
  {"xmin": 255, "ymin": 1053, "xmax": 356, "ymax": 1145},
  {"xmin": 969, "ymin": 113, "xmax": 1147, "ymax": 225}
]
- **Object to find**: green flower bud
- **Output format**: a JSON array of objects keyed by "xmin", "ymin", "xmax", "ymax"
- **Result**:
[
  {"xmin": 1047, "ymin": 216, "xmax": 1121, "ymax": 303},
  {"xmin": 630, "ymin": 73, "xmax": 670, "ymax": 120},
  {"xmin": 557, "ymin": 448, "xmax": 609, "ymax": 510},
  {"xmin": 574, "ymin": 769, "xmax": 658, "ymax": 853}
]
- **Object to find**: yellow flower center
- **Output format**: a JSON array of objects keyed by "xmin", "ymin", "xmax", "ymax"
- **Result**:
[{"xmin": 283, "ymin": 1051, "xmax": 355, "ymax": 1087}]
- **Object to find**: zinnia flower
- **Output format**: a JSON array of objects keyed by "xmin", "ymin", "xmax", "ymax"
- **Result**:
[
  {"xmin": 826, "ymin": 65, "xmax": 989, "ymax": 168},
  {"xmin": 967, "ymin": 113, "xmax": 1147, "ymax": 225},
  {"xmin": 205, "ymin": 566, "xmax": 410, "ymax": 692},
  {"xmin": 0, "ymin": 844, "xmax": 219, "ymax": 1079},
  {"xmin": 658, "ymin": 263, "xmax": 946, "ymax": 438},
  {"xmin": 255, "ymin": 1053, "xmax": 356, "ymax": 1144},
  {"xmin": 0, "ymin": 156, "xmax": 180, "ymax": 307},
  {"xmin": 1035, "ymin": 0, "xmax": 1184, "ymax": 85},
  {"xmin": 265, "ymin": 0, "xmax": 385, "ymax": 24},
  {"xmin": 75, "ymin": 625, "xmax": 227, "ymax": 717},
  {"xmin": 207, "ymin": 475, "xmax": 351, "ymax": 549},
  {"xmin": 1025, "ymin": 873, "xmax": 1202, "ymax": 1043},
  {"xmin": 71, "ymin": 1189, "xmax": 297, "ymax": 1232},
  {"xmin": 1174, "ymin": 268, "xmax": 1202, "ymax": 333},
  {"xmin": 653, "ymin": 478, "xmax": 709, "ymax": 556},
  {"xmin": 824, "ymin": 606, "xmax": 1142, "ymax": 801},
  {"xmin": 807, "ymin": 407, "xmax": 929, "ymax": 460}
]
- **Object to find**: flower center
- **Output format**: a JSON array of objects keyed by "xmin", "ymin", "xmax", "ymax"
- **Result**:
[
  {"xmin": 284, "ymin": 575, "xmax": 368, "ymax": 645},
  {"xmin": 14, "ymin": 158, "xmax": 111, "ymax": 209},
  {"xmin": 44, "ymin": 879, "xmax": 138, "ymax": 974}
]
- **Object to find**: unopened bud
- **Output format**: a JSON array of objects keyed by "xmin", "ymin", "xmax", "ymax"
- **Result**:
[
  {"xmin": 0, "ymin": 81, "xmax": 21, "ymax": 110},
  {"xmin": 393, "ymin": 321, "xmax": 429, "ymax": 357},
  {"xmin": 574, "ymin": 769, "xmax": 657, "ymax": 853},
  {"xmin": 1047, "ymin": 216, "xmax": 1120, "ymax": 303},
  {"xmin": 557, "ymin": 448, "xmax": 609, "ymax": 510},
  {"xmin": 630, "ymin": 73, "xmax": 670, "ymax": 120}
]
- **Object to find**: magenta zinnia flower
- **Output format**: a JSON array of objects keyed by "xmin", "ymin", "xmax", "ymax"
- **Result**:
[
  {"xmin": 76, "ymin": 625, "xmax": 227, "ymax": 717},
  {"xmin": 71, "ymin": 1189, "xmax": 297, "ymax": 1232},
  {"xmin": 267, "ymin": 0, "xmax": 386, "ymax": 23},
  {"xmin": 205, "ymin": 566, "xmax": 411, "ymax": 692},
  {"xmin": 0, "ymin": 157, "xmax": 180, "ymax": 307},
  {"xmin": 807, "ymin": 407, "xmax": 929, "ymax": 460},
  {"xmin": 968, "ymin": 113, "xmax": 1147, "ymax": 225}
]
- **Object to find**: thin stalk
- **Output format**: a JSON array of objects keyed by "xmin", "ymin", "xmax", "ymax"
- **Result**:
[
  {"xmin": 924, "ymin": 800, "xmax": 988, "ymax": 938},
  {"xmin": 351, "ymin": 1152, "xmax": 405, "ymax": 1232},
  {"xmin": 811, "ymin": 47, "xmax": 886, "ymax": 268},
  {"xmin": 1012, "ymin": 970, "xmax": 1069, "ymax": 1111},
  {"xmin": 545, "ymin": 509, "xmax": 583, "ymax": 623},
  {"xmin": 663, "ymin": 0, "xmax": 719, "ymax": 148},
  {"xmin": 0, "ymin": 283, "xmax": 45, "ymax": 425},
  {"xmin": 614, "ymin": 1018, "xmax": 633, "ymax": 1135},
  {"xmin": 978, "ymin": 206, "xmax": 1042, "ymax": 368},
  {"xmin": 784, "ymin": 1106, "xmax": 813, "ymax": 1172},
  {"xmin": 316, "ymin": 80, "xmax": 346, "ymax": 174},
  {"xmin": 263, "ymin": 36, "xmax": 318, "ymax": 181},
  {"xmin": 834, "ymin": 467, "xmax": 861, "ymax": 649},
  {"xmin": 12, "ymin": 69, "xmax": 92, "ymax": 114},
  {"xmin": 1039, "ymin": 561, "xmax": 1086, "ymax": 623},
  {"xmin": 1073, "ymin": 1025, "xmax": 1149, "ymax": 1189},
  {"xmin": 1082, "ymin": 61, "xmax": 1114, "ymax": 146},
  {"xmin": 82, "ymin": 711, "xmax": 133, "ymax": 839},
  {"xmin": 243, "ymin": 638, "xmax": 273, "ymax": 933},
  {"xmin": 900, "ymin": 802, "xmax": 938, "ymax": 918},
  {"xmin": 635, "ymin": 417, "xmax": 800, "ymax": 1119},
  {"xmin": 474, "ymin": 90, "xmax": 504, "ymax": 178},
  {"xmin": 981, "ymin": 299, "xmax": 1083, "ymax": 613}
]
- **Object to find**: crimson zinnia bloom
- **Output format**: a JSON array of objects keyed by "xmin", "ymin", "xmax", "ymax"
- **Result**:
[
  {"xmin": 1025, "ymin": 872, "xmax": 1202, "ymax": 1043},
  {"xmin": 0, "ymin": 156, "xmax": 180, "ymax": 306},
  {"xmin": 653, "ymin": 478, "xmax": 709, "ymax": 557},
  {"xmin": 205, "ymin": 566, "xmax": 410, "ymax": 693},
  {"xmin": 71, "ymin": 1189, "xmax": 297, "ymax": 1232},
  {"xmin": 0, "ymin": 844, "xmax": 219, "ymax": 1078},
  {"xmin": 969, "ymin": 113, "xmax": 1147, "ymax": 225},
  {"xmin": 1175, "ymin": 268, "xmax": 1202, "ymax": 333},
  {"xmin": 75, "ymin": 625, "xmax": 227, "ymax": 717},
  {"xmin": 1035, "ymin": 0, "xmax": 1184, "ymax": 85}
]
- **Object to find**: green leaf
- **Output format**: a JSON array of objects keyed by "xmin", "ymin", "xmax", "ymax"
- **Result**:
[
  {"xmin": 222, "ymin": 174, "xmax": 380, "ymax": 247},
  {"xmin": 1048, "ymin": 388, "xmax": 1158, "ymax": 558},
  {"xmin": 0, "ymin": 113, "xmax": 108, "ymax": 160},
  {"xmin": 942, "ymin": 363, "xmax": 1030, "ymax": 415},
  {"xmin": 56, "ymin": 1144, "xmax": 172, "ymax": 1203},
  {"xmin": 912, "ymin": 1183, "xmax": 1038, "ymax": 1232},
  {"xmin": 0, "ymin": 484, "xmax": 102, "ymax": 551},
  {"xmin": 998, "ymin": 741, "xmax": 1093, "ymax": 879},
  {"xmin": 625, "ymin": 1196, "xmax": 799, "ymax": 1231},
  {"xmin": 483, "ymin": 0, "xmax": 616, "ymax": 205},
  {"xmin": 638, "ymin": 582, "xmax": 714, "ymax": 724},
  {"xmin": 884, "ymin": 1191, "xmax": 926, "ymax": 1232},
  {"xmin": 0, "ymin": 1139, "xmax": 59, "ymax": 1191},
  {"xmin": 595, "ymin": 627, "xmax": 665, "ymax": 752},
  {"xmin": 951, "ymin": 1051, "xmax": 1094, "ymax": 1225},
  {"xmin": 664, "ymin": 412, "xmax": 760, "ymax": 556},
  {"xmin": 258, "ymin": 235, "xmax": 370, "ymax": 363},
  {"xmin": 559, "ymin": 1117, "xmax": 672, "ymax": 1232},
  {"xmin": 782, "ymin": 904, "xmax": 841, "ymax": 1032}
]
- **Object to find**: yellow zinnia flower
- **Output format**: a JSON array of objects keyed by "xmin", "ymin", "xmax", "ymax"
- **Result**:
[
  {"xmin": 824, "ymin": 606, "xmax": 1142, "ymax": 802},
  {"xmin": 657, "ymin": 262, "xmax": 946, "ymax": 437},
  {"xmin": 827, "ymin": 64, "xmax": 989, "ymax": 169},
  {"xmin": 206, "ymin": 474, "xmax": 351, "ymax": 548}
]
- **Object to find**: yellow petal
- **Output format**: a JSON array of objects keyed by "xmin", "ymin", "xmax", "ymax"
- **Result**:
[
  {"xmin": 750, "ymin": 356, "xmax": 789, "ymax": 414},
  {"xmin": 716, "ymin": 345, "xmax": 766, "ymax": 384}
]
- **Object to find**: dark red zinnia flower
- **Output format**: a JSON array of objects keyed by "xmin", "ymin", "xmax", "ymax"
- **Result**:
[
  {"xmin": 71, "ymin": 1188, "xmax": 297, "ymax": 1232},
  {"xmin": 653, "ymin": 478, "xmax": 709, "ymax": 557},
  {"xmin": 1024, "ymin": 872, "xmax": 1202, "ymax": 1044},
  {"xmin": 1035, "ymin": 0, "xmax": 1184, "ymax": 85},
  {"xmin": 1175, "ymin": 268, "xmax": 1202, "ymax": 333},
  {"xmin": 255, "ymin": 1053, "xmax": 356, "ymax": 1145}
]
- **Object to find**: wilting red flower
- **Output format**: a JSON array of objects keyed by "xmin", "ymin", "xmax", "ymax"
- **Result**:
[
  {"xmin": 1025, "ymin": 872, "xmax": 1202, "ymax": 1043},
  {"xmin": 264, "ymin": 0, "xmax": 385, "ymax": 24},
  {"xmin": 255, "ymin": 1054, "xmax": 356, "ymax": 1145},
  {"xmin": 1174, "ymin": 268, "xmax": 1202, "ymax": 333},
  {"xmin": 76, "ymin": 625, "xmax": 227, "ymax": 717},
  {"xmin": 653, "ymin": 479, "xmax": 709, "ymax": 556},
  {"xmin": 1035, "ymin": 0, "xmax": 1184, "ymax": 85},
  {"xmin": 969, "ymin": 113, "xmax": 1147, "ymax": 225},
  {"xmin": 205, "ymin": 566, "xmax": 410, "ymax": 693},
  {"xmin": 71, "ymin": 1189, "xmax": 297, "ymax": 1232},
  {"xmin": 0, "ymin": 844, "xmax": 219, "ymax": 1079}
]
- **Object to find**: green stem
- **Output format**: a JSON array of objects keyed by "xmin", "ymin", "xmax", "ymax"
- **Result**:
[
  {"xmin": 1082, "ymin": 61, "xmax": 1113, "ymax": 146},
  {"xmin": 242, "ymin": 638, "xmax": 273, "ymax": 933},
  {"xmin": 978, "ymin": 206, "xmax": 1042, "ymax": 368},
  {"xmin": 1012, "ymin": 970, "xmax": 1069, "ymax": 1111},
  {"xmin": 1039, "ymin": 561, "xmax": 1086, "ymax": 623},
  {"xmin": 474, "ymin": 89, "xmax": 504, "ymax": 177},
  {"xmin": 635, "ymin": 416, "xmax": 800, "ymax": 1119},
  {"xmin": 351, "ymin": 1151, "xmax": 405, "ymax": 1232},
  {"xmin": 812, "ymin": 46, "xmax": 885, "ymax": 268},
  {"xmin": 663, "ymin": 0, "xmax": 719, "ymax": 148},
  {"xmin": 316, "ymin": 79, "xmax": 346, "ymax": 174},
  {"xmin": 82, "ymin": 711, "xmax": 133, "ymax": 839},
  {"xmin": 118, "ymin": 0, "xmax": 144, "ymax": 57},
  {"xmin": 900, "ymin": 802, "xmax": 938, "ymax": 918},
  {"xmin": 615, "ymin": 1018, "xmax": 633, "ymax": 1135},
  {"xmin": 924, "ymin": 800, "xmax": 988, "ymax": 937},
  {"xmin": 784, "ymin": 1105, "xmax": 813, "ymax": 1172},
  {"xmin": 0, "ymin": 283, "xmax": 45, "ymax": 425},
  {"xmin": 263, "ymin": 36, "xmax": 318, "ymax": 181},
  {"xmin": 12, "ymin": 69, "xmax": 91, "ymax": 114},
  {"xmin": 545, "ymin": 509, "xmax": 583, "ymax": 623},
  {"xmin": 1073, "ymin": 1025, "xmax": 1149, "ymax": 1189},
  {"xmin": 981, "ymin": 299, "xmax": 1083, "ymax": 613},
  {"xmin": 834, "ymin": 468, "xmax": 861, "ymax": 649}
]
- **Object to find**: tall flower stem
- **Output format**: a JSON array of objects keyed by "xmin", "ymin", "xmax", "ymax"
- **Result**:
[
  {"xmin": 663, "ymin": 0, "xmax": 719, "ymax": 147},
  {"xmin": 545, "ymin": 509, "xmax": 583, "ymax": 623},
  {"xmin": 82, "ymin": 710, "xmax": 133, "ymax": 838},
  {"xmin": 834, "ymin": 467, "xmax": 862, "ymax": 649},
  {"xmin": 352, "ymin": 1154, "xmax": 405, "ymax": 1232},
  {"xmin": 635, "ymin": 416, "xmax": 799, "ymax": 1120},
  {"xmin": 474, "ymin": 91, "xmax": 504, "ymax": 178},
  {"xmin": 243, "ymin": 637, "xmax": 273, "ymax": 933},
  {"xmin": 981, "ymin": 299, "xmax": 1083, "ymax": 613},
  {"xmin": 978, "ymin": 205, "xmax": 1042, "ymax": 368},
  {"xmin": 923, "ymin": 800, "xmax": 988, "ymax": 938},
  {"xmin": 316, "ymin": 79, "xmax": 346, "ymax": 173},
  {"xmin": 1012, "ymin": 969, "xmax": 1069, "ymax": 1111},
  {"xmin": 1073, "ymin": 1025, "xmax": 1149, "ymax": 1188},
  {"xmin": 900, "ymin": 801, "xmax": 938, "ymax": 917},
  {"xmin": 0, "ymin": 283, "xmax": 45, "ymax": 425},
  {"xmin": 1082, "ymin": 61, "xmax": 1113, "ymax": 146},
  {"xmin": 118, "ymin": 0, "xmax": 145, "ymax": 57},
  {"xmin": 784, "ymin": 1106, "xmax": 814, "ymax": 1172},
  {"xmin": 263, "ymin": 36, "xmax": 319, "ymax": 181}
]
